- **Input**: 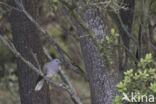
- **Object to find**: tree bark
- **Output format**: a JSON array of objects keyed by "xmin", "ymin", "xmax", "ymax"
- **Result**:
[
  {"xmin": 9, "ymin": 0, "xmax": 50, "ymax": 104},
  {"xmin": 77, "ymin": 4, "xmax": 122, "ymax": 104},
  {"xmin": 77, "ymin": 0, "xmax": 136, "ymax": 103}
]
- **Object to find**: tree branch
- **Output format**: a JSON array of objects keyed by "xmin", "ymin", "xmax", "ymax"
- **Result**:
[
  {"xmin": 60, "ymin": 0, "xmax": 103, "ymax": 53},
  {"xmin": 0, "ymin": 34, "xmax": 82, "ymax": 104},
  {"xmin": 11, "ymin": 0, "xmax": 86, "ymax": 79},
  {"xmin": 43, "ymin": 47, "xmax": 83, "ymax": 104},
  {"xmin": 113, "ymin": 44, "xmax": 139, "ymax": 63},
  {"xmin": 116, "ymin": 13, "xmax": 138, "ymax": 45},
  {"xmin": 0, "ymin": 2, "xmax": 21, "ymax": 11}
]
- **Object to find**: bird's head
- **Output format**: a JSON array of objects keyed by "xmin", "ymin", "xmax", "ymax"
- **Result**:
[{"xmin": 52, "ymin": 59, "xmax": 62, "ymax": 65}]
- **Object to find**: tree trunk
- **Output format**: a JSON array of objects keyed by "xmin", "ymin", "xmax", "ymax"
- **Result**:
[
  {"xmin": 9, "ymin": 0, "xmax": 50, "ymax": 104},
  {"xmin": 77, "ymin": 5, "xmax": 122, "ymax": 104},
  {"xmin": 77, "ymin": 0, "xmax": 136, "ymax": 103}
]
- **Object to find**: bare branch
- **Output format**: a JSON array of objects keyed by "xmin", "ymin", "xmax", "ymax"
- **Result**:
[
  {"xmin": 113, "ymin": 44, "xmax": 139, "ymax": 63},
  {"xmin": 31, "ymin": 51, "xmax": 42, "ymax": 71},
  {"xmin": 116, "ymin": 13, "xmax": 138, "ymax": 45},
  {"xmin": 0, "ymin": 34, "xmax": 82, "ymax": 104},
  {"xmin": 43, "ymin": 47, "xmax": 82, "ymax": 104},
  {"xmin": 149, "ymin": 42, "xmax": 156, "ymax": 51},
  {"xmin": 0, "ymin": 35, "xmax": 43, "ymax": 76},
  {"xmin": 43, "ymin": 47, "xmax": 52, "ymax": 60},
  {"xmin": 0, "ymin": 2, "xmax": 21, "ymax": 11},
  {"xmin": 13, "ymin": 0, "xmax": 86, "ymax": 79}
]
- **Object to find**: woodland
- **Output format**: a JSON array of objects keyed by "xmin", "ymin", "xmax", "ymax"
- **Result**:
[{"xmin": 0, "ymin": 0, "xmax": 156, "ymax": 104}]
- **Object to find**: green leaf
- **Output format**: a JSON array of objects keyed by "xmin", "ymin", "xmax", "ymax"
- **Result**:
[
  {"xmin": 111, "ymin": 28, "xmax": 115, "ymax": 34},
  {"xmin": 115, "ymin": 33, "xmax": 120, "ymax": 37},
  {"xmin": 148, "ymin": 68, "xmax": 155, "ymax": 74},
  {"xmin": 52, "ymin": 0, "xmax": 59, "ymax": 3},
  {"xmin": 150, "ymin": 83, "xmax": 156, "ymax": 92},
  {"xmin": 106, "ymin": 36, "xmax": 110, "ymax": 41},
  {"xmin": 117, "ymin": 82, "xmax": 124, "ymax": 89}
]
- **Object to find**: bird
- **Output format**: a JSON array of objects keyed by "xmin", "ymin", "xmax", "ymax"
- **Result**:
[{"xmin": 34, "ymin": 59, "xmax": 61, "ymax": 91}]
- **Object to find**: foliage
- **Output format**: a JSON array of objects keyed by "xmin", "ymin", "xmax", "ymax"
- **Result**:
[
  {"xmin": 113, "ymin": 53, "xmax": 156, "ymax": 104},
  {"xmin": 0, "ymin": 64, "xmax": 20, "ymax": 104},
  {"xmin": 51, "ymin": 0, "xmax": 60, "ymax": 3},
  {"xmin": 101, "ymin": 28, "xmax": 120, "ymax": 60},
  {"xmin": 0, "ymin": 0, "xmax": 156, "ymax": 104}
]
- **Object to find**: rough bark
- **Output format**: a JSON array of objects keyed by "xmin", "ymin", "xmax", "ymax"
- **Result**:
[
  {"xmin": 9, "ymin": 0, "xmax": 50, "ymax": 104},
  {"xmin": 77, "ymin": 5, "xmax": 122, "ymax": 104}
]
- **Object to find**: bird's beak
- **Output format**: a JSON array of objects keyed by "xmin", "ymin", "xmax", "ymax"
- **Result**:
[{"xmin": 60, "ymin": 61, "xmax": 63, "ymax": 64}]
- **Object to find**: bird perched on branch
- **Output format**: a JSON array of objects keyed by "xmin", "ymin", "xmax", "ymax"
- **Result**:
[{"xmin": 35, "ymin": 59, "xmax": 61, "ymax": 91}]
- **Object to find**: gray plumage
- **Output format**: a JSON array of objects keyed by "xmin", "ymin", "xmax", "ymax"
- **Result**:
[{"xmin": 35, "ymin": 59, "xmax": 61, "ymax": 91}]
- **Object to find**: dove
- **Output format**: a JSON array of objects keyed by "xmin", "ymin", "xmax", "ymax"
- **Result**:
[{"xmin": 34, "ymin": 59, "xmax": 61, "ymax": 91}]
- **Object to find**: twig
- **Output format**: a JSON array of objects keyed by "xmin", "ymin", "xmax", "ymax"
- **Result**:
[
  {"xmin": 149, "ymin": 42, "xmax": 156, "ymax": 51},
  {"xmin": 89, "ymin": 1, "xmax": 111, "ymax": 7},
  {"xmin": 116, "ymin": 13, "xmax": 138, "ymax": 45},
  {"xmin": 59, "ymin": 69, "xmax": 82, "ymax": 104},
  {"xmin": 89, "ymin": 1, "xmax": 128, "ymax": 13},
  {"xmin": 0, "ymin": 2, "xmax": 21, "ymax": 12},
  {"xmin": 31, "ymin": 51, "xmax": 41, "ymax": 70},
  {"xmin": 43, "ymin": 47, "xmax": 52, "ymax": 60},
  {"xmin": 113, "ymin": 44, "xmax": 139, "ymax": 63},
  {"xmin": 0, "ymin": 35, "xmax": 44, "ymax": 76}
]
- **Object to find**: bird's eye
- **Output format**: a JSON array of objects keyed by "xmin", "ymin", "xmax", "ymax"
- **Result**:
[{"xmin": 56, "ymin": 59, "xmax": 60, "ymax": 63}]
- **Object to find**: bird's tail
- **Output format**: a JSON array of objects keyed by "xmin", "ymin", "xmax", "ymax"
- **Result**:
[{"xmin": 35, "ymin": 76, "xmax": 44, "ymax": 91}]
